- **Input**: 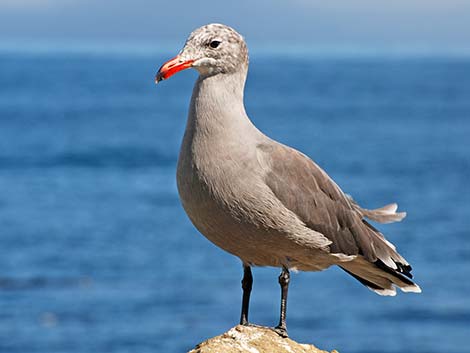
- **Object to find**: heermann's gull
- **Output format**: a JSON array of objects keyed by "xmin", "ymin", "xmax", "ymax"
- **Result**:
[{"xmin": 155, "ymin": 23, "xmax": 421, "ymax": 336}]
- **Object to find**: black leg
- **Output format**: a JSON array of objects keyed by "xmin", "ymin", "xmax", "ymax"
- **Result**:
[
  {"xmin": 274, "ymin": 267, "xmax": 290, "ymax": 337},
  {"xmin": 240, "ymin": 264, "xmax": 253, "ymax": 325}
]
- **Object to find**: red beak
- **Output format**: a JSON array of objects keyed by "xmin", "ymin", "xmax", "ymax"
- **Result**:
[{"xmin": 155, "ymin": 56, "xmax": 194, "ymax": 83}]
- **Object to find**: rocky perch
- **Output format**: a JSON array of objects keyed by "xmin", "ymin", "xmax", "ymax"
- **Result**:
[{"xmin": 188, "ymin": 325, "xmax": 338, "ymax": 353}]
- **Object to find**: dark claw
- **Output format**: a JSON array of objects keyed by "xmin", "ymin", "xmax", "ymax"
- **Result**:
[{"xmin": 273, "ymin": 325, "xmax": 289, "ymax": 338}]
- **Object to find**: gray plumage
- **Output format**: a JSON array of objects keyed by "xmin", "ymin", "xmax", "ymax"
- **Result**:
[{"xmin": 158, "ymin": 23, "xmax": 420, "ymax": 300}]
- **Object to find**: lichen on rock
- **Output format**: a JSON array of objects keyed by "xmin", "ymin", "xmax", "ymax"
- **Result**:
[{"xmin": 188, "ymin": 325, "xmax": 338, "ymax": 353}]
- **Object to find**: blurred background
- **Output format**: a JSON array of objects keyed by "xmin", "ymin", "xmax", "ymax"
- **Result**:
[{"xmin": 0, "ymin": 1, "xmax": 469, "ymax": 352}]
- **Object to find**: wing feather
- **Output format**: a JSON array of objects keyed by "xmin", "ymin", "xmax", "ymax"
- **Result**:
[{"xmin": 257, "ymin": 142, "xmax": 409, "ymax": 269}]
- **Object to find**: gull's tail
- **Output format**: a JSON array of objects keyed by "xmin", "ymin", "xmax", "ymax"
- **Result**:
[{"xmin": 340, "ymin": 253, "xmax": 421, "ymax": 296}]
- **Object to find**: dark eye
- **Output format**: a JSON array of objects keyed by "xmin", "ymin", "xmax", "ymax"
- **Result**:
[{"xmin": 209, "ymin": 40, "xmax": 221, "ymax": 49}]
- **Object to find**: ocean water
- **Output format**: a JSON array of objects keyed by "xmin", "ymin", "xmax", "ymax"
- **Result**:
[{"xmin": 0, "ymin": 48, "xmax": 469, "ymax": 353}]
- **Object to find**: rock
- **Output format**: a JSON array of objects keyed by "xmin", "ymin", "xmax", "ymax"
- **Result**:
[{"xmin": 188, "ymin": 325, "xmax": 338, "ymax": 353}]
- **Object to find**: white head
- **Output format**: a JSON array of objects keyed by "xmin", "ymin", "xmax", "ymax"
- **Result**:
[{"xmin": 156, "ymin": 23, "xmax": 249, "ymax": 83}]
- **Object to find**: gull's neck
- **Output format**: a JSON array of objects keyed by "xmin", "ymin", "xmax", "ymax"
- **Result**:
[{"xmin": 186, "ymin": 68, "xmax": 258, "ymax": 140}]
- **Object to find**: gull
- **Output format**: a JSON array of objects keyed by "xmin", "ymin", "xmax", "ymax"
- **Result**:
[{"xmin": 155, "ymin": 23, "xmax": 421, "ymax": 337}]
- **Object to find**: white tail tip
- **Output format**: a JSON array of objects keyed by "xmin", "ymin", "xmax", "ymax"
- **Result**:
[
  {"xmin": 372, "ymin": 287, "xmax": 397, "ymax": 296},
  {"xmin": 400, "ymin": 284, "xmax": 422, "ymax": 293}
]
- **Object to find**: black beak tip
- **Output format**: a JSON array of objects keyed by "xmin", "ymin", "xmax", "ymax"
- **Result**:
[{"xmin": 155, "ymin": 72, "xmax": 163, "ymax": 84}]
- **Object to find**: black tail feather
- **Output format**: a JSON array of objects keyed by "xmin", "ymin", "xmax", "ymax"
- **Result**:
[{"xmin": 374, "ymin": 259, "xmax": 415, "ymax": 286}]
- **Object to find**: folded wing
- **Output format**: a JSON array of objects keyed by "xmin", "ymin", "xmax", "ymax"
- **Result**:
[{"xmin": 257, "ymin": 142, "xmax": 421, "ymax": 295}]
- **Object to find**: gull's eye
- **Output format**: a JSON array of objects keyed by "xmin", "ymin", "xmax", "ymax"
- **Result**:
[{"xmin": 209, "ymin": 40, "xmax": 221, "ymax": 49}]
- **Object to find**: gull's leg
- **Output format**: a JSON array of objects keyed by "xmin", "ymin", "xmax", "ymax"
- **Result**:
[
  {"xmin": 239, "ymin": 264, "xmax": 253, "ymax": 325},
  {"xmin": 274, "ymin": 267, "xmax": 290, "ymax": 337}
]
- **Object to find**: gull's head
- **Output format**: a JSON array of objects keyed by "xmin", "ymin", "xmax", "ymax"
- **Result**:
[{"xmin": 155, "ymin": 23, "xmax": 248, "ymax": 83}]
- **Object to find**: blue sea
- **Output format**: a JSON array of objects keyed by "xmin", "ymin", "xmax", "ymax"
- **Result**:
[{"xmin": 0, "ymin": 46, "xmax": 469, "ymax": 353}]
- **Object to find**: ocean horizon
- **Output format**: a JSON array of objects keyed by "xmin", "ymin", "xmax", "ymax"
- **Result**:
[{"xmin": 1, "ymin": 38, "xmax": 470, "ymax": 58}]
